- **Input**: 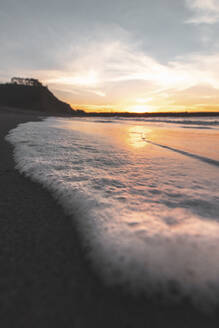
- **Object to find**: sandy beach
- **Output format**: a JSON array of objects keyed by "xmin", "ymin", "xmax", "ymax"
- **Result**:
[{"xmin": 0, "ymin": 107, "xmax": 218, "ymax": 328}]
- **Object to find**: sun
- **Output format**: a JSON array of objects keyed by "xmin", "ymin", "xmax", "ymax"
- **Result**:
[{"xmin": 128, "ymin": 104, "xmax": 155, "ymax": 113}]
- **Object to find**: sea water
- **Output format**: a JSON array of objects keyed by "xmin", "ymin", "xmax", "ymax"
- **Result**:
[{"xmin": 6, "ymin": 116, "xmax": 219, "ymax": 306}]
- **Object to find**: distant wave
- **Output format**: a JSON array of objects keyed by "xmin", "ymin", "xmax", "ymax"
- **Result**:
[
  {"xmin": 74, "ymin": 115, "xmax": 219, "ymax": 128},
  {"xmin": 90, "ymin": 116, "xmax": 219, "ymax": 128},
  {"xmin": 122, "ymin": 117, "xmax": 219, "ymax": 126}
]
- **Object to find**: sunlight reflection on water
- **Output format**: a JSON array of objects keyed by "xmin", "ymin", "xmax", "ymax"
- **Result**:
[{"xmin": 128, "ymin": 126, "xmax": 150, "ymax": 148}]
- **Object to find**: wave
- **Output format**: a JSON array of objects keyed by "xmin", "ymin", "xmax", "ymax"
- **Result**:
[
  {"xmin": 121, "ymin": 117, "xmax": 219, "ymax": 127},
  {"xmin": 5, "ymin": 117, "xmax": 219, "ymax": 309},
  {"xmin": 72, "ymin": 116, "xmax": 219, "ymax": 128}
]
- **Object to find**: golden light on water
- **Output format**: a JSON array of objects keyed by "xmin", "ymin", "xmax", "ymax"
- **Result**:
[{"xmin": 128, "ymin": 126, "xmax": 150, "ymax": 148}]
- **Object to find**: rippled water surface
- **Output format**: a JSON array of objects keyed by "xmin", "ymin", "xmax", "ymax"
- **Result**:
[{"xmin": 6, "ymin": 116, "xmax": 219, "ymax": 305}]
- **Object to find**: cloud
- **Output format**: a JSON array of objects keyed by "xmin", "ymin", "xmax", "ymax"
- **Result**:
[
  {"xmin": 6, "ymin": 32, "xmax": 219, "ymax": 112},
  {"xmin": 50, "ymin": 41, "xmax": 219, "ymax": 90},
  {"xmin": 1, "ymin": 0, "xmax": 219, "ymax": 112},
  {"xmin": 186, "ymin": 0, "xmax": 219, "ymax": 24},
  {"xmin": 34, "ymin": 39, "xmax": 219, "ymax": 111},
  {"xmin": 188, "ymin": 0, "xmax": 218, "ymax": 10}
]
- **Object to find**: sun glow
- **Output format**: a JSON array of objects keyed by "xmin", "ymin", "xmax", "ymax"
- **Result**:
[
  {"xmin": 127, "ymin": 104, "xmax": 155, "ymax": 113},
  {"xmin": 136, "ymin": 97, "xmax": 153, "ymax": 104},
  {"xmin": 42, "ymin": 39, "xmax": 219, "ymax": 114}
]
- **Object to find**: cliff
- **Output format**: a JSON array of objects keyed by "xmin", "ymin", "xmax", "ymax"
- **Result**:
[{"xmin": 0, "ymin": 80, "xmax": 74, "ymax": 115}]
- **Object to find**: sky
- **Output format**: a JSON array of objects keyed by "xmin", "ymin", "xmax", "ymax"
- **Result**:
[{"xmin": 1, "ymin": 0, "xmax": 219, "ymax": 113}]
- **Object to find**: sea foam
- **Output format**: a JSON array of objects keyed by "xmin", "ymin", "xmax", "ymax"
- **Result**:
[{"xmin": 6, "ymin": 116, "xmax": 219, "ymax": 308}]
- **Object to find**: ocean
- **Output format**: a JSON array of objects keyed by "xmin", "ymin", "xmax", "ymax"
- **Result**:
[{"xmin": 6, "ymin": 116, "xmax": 219, "ymax": 307}]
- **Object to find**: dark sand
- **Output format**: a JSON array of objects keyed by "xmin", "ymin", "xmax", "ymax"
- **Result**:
[{"xmin": 0, "ymin": 107, "xmax": 218, "ymax": 327}]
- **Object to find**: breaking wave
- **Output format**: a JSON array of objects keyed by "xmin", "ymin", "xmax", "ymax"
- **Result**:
[{"xmin": 5, "ymin": 117, "xmax": 219, "ymax": 309}]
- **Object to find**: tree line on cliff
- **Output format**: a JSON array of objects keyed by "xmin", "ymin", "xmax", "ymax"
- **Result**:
[{"xmin": 0, "ymin": 77, "xmax": 84, "ymax": 115}]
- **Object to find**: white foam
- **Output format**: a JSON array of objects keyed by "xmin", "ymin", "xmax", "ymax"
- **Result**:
[{"xmin": 5, "ymin": 117, "xmax": 219, "ymax": 308}]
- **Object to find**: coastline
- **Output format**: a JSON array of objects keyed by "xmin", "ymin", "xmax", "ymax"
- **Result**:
[{"xmin": 0, "ymin": 107, "xmax": 218, "ymax": 327}]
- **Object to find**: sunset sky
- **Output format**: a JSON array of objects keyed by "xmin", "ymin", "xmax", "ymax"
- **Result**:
[{"xmin": 1, "ymin": 0, "xmax": 219, "ymax": 113}]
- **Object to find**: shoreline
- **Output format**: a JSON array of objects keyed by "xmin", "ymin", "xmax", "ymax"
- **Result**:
[{"xmin": 0, "ymin": 107, "xmax": 218, "ymax": 327}]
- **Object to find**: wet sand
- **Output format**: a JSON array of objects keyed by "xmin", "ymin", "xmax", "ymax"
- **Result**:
[{"xmin": 0, "ymin": 107, "xmax": 218, "ymax": 327}]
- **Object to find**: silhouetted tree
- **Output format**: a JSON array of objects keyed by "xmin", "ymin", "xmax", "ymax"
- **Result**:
[{"xmin": 11, "ymin": 77, "xmax": 43, "ymax": 87}]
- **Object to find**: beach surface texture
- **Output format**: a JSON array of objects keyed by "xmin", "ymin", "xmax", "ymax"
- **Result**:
[{"xmin": 0, "ymin": 107, "xmax": 219, "ymax": 327}]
